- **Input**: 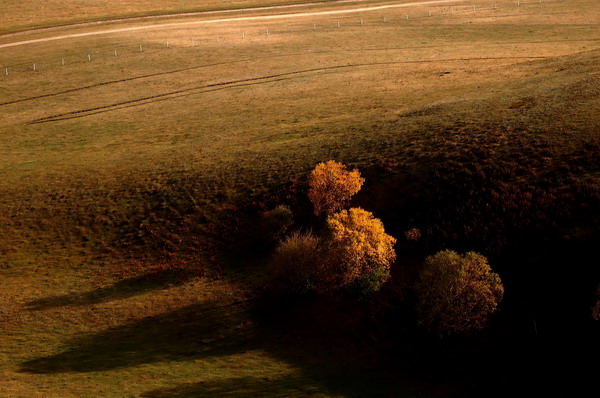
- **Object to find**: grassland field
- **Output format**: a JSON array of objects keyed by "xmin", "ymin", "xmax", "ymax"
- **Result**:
[{"xmin": 1, "ymin": 0, "xmax": 599, "ymax": 396}]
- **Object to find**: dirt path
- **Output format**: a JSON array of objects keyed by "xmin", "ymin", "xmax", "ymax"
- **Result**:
[
  {"xmin": 0, "ymin": 0, "xmax": 459, "ymax": 49},
  {"xmin": 0, "ymin": 0, "xmax": 372, "ymax": 39}
]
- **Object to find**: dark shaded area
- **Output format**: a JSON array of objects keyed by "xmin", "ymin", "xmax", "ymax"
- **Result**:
[
  {"xmin": 141, "ymin": 372, "xmax": 420, "ymax": 398},
  {"xmin": 26, "ymin": 268, "xmax": 191, "ymax": 310},
  {"xmin": 21, "ymin": 299, "xmax": 252, "ymax": 374},
  {"xmin": 355, "ymin": 126, "xmax": 600, "ymax": 340},
  {"xmin": 141, "ymin": 376, "xmax": 319, "ymax": 398}
]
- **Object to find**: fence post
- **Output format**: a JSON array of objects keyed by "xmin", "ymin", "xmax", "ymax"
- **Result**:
[
  {"xmin": 139, "ymin": 44, "xmax": 143, "ymax": 52},
  {"xmin": 428, "ymin": 11, "xmax": 432, "ymax": 17},
  {"xmin": 5, "ymin": 68, "xmax": 8, "ymax": 76},
  {"xmin": 337, "ymin": 22, "xmax": 340, "ymax": 28},
  {"xmin": 33, "ymin": 63, "xmax": 36, "ymax": 71},
  {"xmin": 360, "ymin": 18, "xmax": 364, "ymax": 26},
  {"xmin": 405, "ymin": 14, "xmax": 409, "ymax": 20},
  {"xmin": 88, "ymin": 54, "xmax": 91, "ymax": 61},
  {"xmin": 166, "ymin": 42, "xmax": 170, "ymax": 48},
  {"xmin": 384, "ymin": 16, "xmax": 388, "ymax": 23},
  {"xmin": 61, "ymin": 58, "xmax": 65, "ymax": 66}
]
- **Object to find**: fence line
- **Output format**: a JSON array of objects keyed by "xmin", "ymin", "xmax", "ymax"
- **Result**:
[{"xmin": 0, "ymin": 0, "xmax": 570, "ymax": 76}]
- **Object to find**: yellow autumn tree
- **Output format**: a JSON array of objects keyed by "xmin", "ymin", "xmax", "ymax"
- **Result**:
[
  {"xmin": 322, "ymin": 208, "xmax": 396, "ymax": 294},
  {"xmin": 415, "ymin": 250, "xmax": 504, "ymax": 335},
  {"xmin": 308, "ymin": 161, "xmax": 365, "ymax": 216}
]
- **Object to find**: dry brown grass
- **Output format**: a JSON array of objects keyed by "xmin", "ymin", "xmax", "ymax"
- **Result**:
[
  {"xmin": 0, "ymin": 0, "xmax": 347, "ymax": 35},
  {"xmin": 0, "ymin": 0, "xmax": 599, "ymax": 395}
]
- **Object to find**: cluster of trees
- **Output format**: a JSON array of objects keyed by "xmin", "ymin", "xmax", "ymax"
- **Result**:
[
  {"xmin": 268, "ymin": 161, "xmax": 506, "ymax": 335},
  {"xmin": 271, "ymin": 161, "xmax": 395, "ymax": 296}
]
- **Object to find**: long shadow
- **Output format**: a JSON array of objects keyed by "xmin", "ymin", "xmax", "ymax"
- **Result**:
[
  {"xmin": 140, "ymin": 374, "xmax": 417, "ymax": 398},
  {"xmin": 21, "ymin": 287, "xmax": 583, "ymax": 397},
  {"xmin": 140, "ymin": 376, "xmax": 311, "ymax": 398},
  {"xmin": 19, "ymin": 293, "xmax": 426, "ymax": 397},
  {"xmin": 20, "ymin": 299, "xmax": 253, "ymax": 374},
  {"xmin": 26, "ymin": 269, "xmax": 192, "ymax": 310}
]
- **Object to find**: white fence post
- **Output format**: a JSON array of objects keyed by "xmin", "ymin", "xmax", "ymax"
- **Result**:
[
  {"xmin": 33, "ymin": 63, "xmax": 36, "ymax": 71},
  {"xmin": 61, "ymin": 58, "xmax": 65, "ymax": 65},
  {"xmin": 5, "ymin": 68, "xmax": 8, "ymax": 76},
  {"xmin": 88, "ymin": 54, "xmax": 91, "ymax": 61}
]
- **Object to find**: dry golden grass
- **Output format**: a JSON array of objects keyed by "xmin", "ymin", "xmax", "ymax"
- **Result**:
[
  {"xmin": 1, "ymin": 0, "xmax": 599, "ymax": 396},
  {"xmin": 0, "ymin": 0, "xmax": 344, "ymax": 35}
]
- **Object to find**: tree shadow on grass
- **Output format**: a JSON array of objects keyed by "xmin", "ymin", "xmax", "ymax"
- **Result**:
[
  {"xmin": 26, "ymin": 269, "xmax": 191, "ymax": 311},
  {"xmin": 140, "ymin": 374, "xmax": 417, "ymax": 398},
  {"xmin": 19, "ymin": 294, "xmax": 425, "ymax": 397},
  {"xmin": 20, "ymin": 299, "xmax": 253, "ymax": 374},
  {"xmin": 140, "ymin": 376, "xmax": 328, "ymax": 398}
]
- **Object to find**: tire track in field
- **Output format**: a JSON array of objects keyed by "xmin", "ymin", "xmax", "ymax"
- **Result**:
[
  {"xmin": 2, "ymin": 41, "xmax": 563, "ymax": 107},
  {"xmin": 29, "ymin": 56, "xmax": 547, "ymax": 124},
  {"xmin": 0, "ymin": 51, "xmax": 332, "ymax": 107}
]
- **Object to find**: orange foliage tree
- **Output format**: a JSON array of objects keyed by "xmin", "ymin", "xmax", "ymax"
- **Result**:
[
  {"xmin": 415, "ymin": 250, "xmax": 504, "ymax": 335},
  {"xmin": 322, "ymin": 208, "xmax": 396, "ymax": 294},
  {"xmin": 308, "ymin": 161, "xmax": 364, "ymax": 216}
]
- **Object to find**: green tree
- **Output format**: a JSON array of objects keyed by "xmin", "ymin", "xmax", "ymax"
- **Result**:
[{"xmin": 415, "ymin": 250, "xmax": 504, "ymax": 335}]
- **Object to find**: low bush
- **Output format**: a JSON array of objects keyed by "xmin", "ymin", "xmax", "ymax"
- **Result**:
[{"xmin": 269, "ymin": 231, "xmax": 322, "ymax": 295}]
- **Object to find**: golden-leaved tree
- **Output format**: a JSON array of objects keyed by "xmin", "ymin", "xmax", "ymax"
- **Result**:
[
  {"xmin": 415, "ymin": 250, "xmax": 504, "ymax": 335},
  {"xmin": 323, "ymin": 208, "xmax": 396, "ymax": 294},
  {"xmin": 308, "ymin": 161, "xmax": 364, "ymax": 216}
]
